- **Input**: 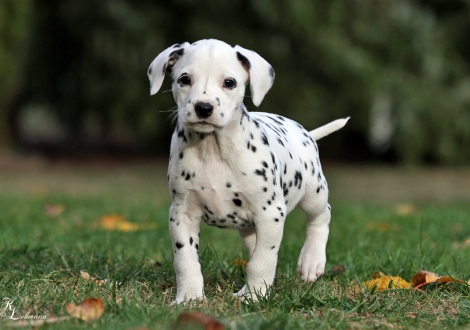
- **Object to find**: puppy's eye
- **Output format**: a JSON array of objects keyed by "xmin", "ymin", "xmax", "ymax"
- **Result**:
[
  {"xmin": 178, "ymin": 74, "xmax": 191, "ymax": 86},
  {"xmin": 223, "ymin": 78, "xmax": 237, "ymax": 89}
]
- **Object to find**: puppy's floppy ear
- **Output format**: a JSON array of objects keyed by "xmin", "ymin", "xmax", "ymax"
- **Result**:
[
  {"xmin": 148, "ymin": 42, "xmax": 189, "ymax": 95},
  {"xmin": 234, "ymin": 45, "xmax": 275, "ymax": 107}
]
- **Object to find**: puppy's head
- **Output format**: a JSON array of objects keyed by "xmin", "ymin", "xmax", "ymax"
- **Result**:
[{"xmin": 148, "ymin": 39, "xmax": 274, "ymax": 133}]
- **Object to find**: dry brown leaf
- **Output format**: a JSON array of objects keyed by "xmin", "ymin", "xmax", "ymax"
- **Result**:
[
  {"xmin": 175, "ymin": 312, "xmax": 224, "ymax": 330},
  {"xmin": 410, "ymin": 270, "xmax": 439, "ymax": 287},
  {"xmin": 330, "ymin": 264, "xmax": 345, "ymax": 276},
  {"xmin": 80, "ymin": 270, "xmax": 107, "ymax": 286},
  {"xmin": 233, "ymin": 258, "xmax": 248, "ymax": 268},
  {"xmin": 372, "ymin": 271, "xmax": 386, "ymax": 279},
  {"xmin": 44, "ymin": 204, "xmax": 65, "ymax": 216},
  {"xmin": 66, "ymin": 298, "xmax": 104, "ymax": 321},
  {"xmin": 411, "ymin": 270, "xmax": 465, "ymax": 288},
  {"xmin": 435, "ymin": 275, "xmax": 464, "ymax": 284},
  {"xmin": 355, "ymin": 274, "xmax": 411, "ymax": 292}
]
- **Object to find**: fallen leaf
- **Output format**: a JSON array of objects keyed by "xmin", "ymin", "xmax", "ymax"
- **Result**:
[
  {"xmin": 356, "ymin": 274, "xmax": 411, "ymax": 292},
  {"xmin": 395, "ymin": 203, "xmax": 418, "ymax": 215},
  {"xmin": 410, "ymin": 270, "xmax": 439, "ymax": 287},
  {"xmin": 329, "ymin": 264, "xmax": 345, "ymax": 276},
  {"xmin": 435, "ymin": 275, "xmax": 464, "ymax": 284},
  {"xmin": 98, "ymin": 214, "xmax": 140, "ymax": 232},
  {"xmin": 66, "ymin": 298, "xmax": 105, "ymax": 321},
  {"xmin": 411, "ymin": 270, "xmax": 465, "ymax": 289},
  {"xmin": 44, "ymin": 204, "xmax": 65, "ymax": 216},
  {"xmin": 233, "ymin": 258, "xmax": 248, "ymax": 268},
  {"xmin": 175, "ymin": 312, "xmax": 224, "ymax": 330},
  {"xmin": 366, "ymin": 222, "xmax": 397, "ymax": 232},
  {"xmin": 80, "ymin": 270, "xmax": 107, "ymax": 286},
  {"xmin": 372, "ymin": 271, "xmax": 386, "ymax": 279}
]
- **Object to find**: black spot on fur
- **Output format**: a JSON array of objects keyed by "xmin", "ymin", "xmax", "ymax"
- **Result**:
[
  {"xmin": 251, "ymin": 145, "xmax": 257, "ymax": 152},
  {"xmin": 294, "ymin": 171, "xmax": 303, "ymax": 188},
  {"xmin": 255, "ymin": 168, "xmax": 268, "ymax": 181},
  {"xmin": 178, "ymin": 128, "xmax": 187, "ymax": 143},
  {"xmin": 226, "ymin": 182, "xmax": 232, "ymax": 188},
  {"xmin": 233, "ymin": 199, "xmax": 242, "ymax": 207},
  {"xmin": 179, "ymin": 152, "xmax": 184, "ymax": 159},
  {"xmin": 262, "ymin": 161, "xmax": 268, "ymax": 168},
  {"xmin": 190, "ymin": 237, "xmax": 193, "ymax": 245},
  {"xmin": 195, "ymin": 243, "xmax": 199, "ymax": 251},
  {"xmin": 261, "ymin": 133, "xmax": 269, "ymax": 146},
  {"xmin": 185, "ymin": 173, "xmax": 191, "ymax": 180},
  {"xmin": 176, "ymin": 242, "xmax": 184, "ymax": 249}
]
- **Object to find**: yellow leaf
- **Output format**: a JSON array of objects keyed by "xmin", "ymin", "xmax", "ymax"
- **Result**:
[
  {"xmin": 99, "ymin": 214, "xmax": 140, "ymax": 232},
  {"xmin": 97, "ymin": 214, "xmax": 157, "ymax": 232},
  {"xmin": 234, "ymin": 258, "xmax": 248, "ymax": 268},
  {"xmin": 66, "ymin": 297, "xmax": 104, "ymax": 321},
  {"xmin": 356, "ymin": 274, "xmax": 411, "ymax": 292},
  {"xmin": 80, "ymin": 270, "xmax": 107, "ymax": 286}
]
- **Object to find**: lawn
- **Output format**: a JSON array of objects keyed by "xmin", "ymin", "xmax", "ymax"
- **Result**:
[{"xmin": 0, "ymin": 160, "xmax": 469, "ymax": 329}]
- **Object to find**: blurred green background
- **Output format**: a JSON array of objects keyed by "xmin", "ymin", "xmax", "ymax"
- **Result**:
[{"xmin": 1, "ymin": 0, "xmax": 470, "ymax": 164}]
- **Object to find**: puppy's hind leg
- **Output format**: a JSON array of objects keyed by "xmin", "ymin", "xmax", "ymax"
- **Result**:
[{"xmin": 297, "ymin": 186, "xmax": 331, "ymax": 282}]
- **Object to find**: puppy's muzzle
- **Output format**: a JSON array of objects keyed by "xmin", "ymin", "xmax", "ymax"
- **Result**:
[{"xmin": 195, "ymin": 102, "xmax": 213, "ymax": 119}]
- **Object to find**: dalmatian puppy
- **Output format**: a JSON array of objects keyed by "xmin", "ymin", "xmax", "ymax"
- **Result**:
[{"xmin": 148, "ymin": 39, "xmax": 348, "ymax": 304}]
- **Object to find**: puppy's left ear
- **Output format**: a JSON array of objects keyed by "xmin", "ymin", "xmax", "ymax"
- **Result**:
[
  {"xmin": 148, "ymin": 42, "xmax": 189, "ymax": 95},
  {"xmin": 234, "ymin": 45, "xmax": 275, "ymax": 107}
]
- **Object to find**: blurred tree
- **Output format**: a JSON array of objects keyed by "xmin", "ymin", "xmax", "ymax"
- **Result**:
[
  {"xmin": 0, "ymin": 0, "xmax": 30, "ymax": 142},
  {"xmin": 2, "ymin": 0, "xmax": 470, "ymax": 163}
]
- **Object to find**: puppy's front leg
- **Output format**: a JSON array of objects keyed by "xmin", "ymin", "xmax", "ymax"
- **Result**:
[
  {"xmin": 236, "ymin": 213, "xmax": 285, "ymax": 300},
  {"xmin": 169, "ymin": 206, "xmax": 203, "ymax": 304}
]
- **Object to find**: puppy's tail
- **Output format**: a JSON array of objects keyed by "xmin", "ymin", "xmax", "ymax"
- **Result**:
[{"xmin": 309, "ymin": 117, "xmax": 350, "ymax": 141}]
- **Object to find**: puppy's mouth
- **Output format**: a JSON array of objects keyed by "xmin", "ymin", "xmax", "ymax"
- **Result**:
[{"xmin": 186, "ymin": 121, "xmax": 220, "ymax": 133}]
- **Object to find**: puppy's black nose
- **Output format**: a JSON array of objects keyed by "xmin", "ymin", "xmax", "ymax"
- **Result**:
[{"xmin": 195, "ymin": 102, "xmax": 213, "ymax": 118}]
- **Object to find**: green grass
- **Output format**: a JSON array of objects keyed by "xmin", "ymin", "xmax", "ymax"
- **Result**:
[{"xmin": 0, "ymin": 164, "xmax": 469, "ymax": 329}]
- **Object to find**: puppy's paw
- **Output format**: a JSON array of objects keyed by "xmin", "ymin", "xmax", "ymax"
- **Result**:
[
  {"xmin": 297, "ymin": 249, "xmax": 326, "ymax": 282},
  {"xmin": 172, "ymin": 288, "xmax": 205, "ymax": 306},
  {"xmin": 233, "ymin": 285, "xmax": 258, "ymax": 302}
]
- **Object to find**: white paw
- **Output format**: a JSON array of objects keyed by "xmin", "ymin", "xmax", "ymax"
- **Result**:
[
  {"xmin": 297, "ymin": 248, "xmax": 326, "ymax": 282},
  {"xmin": 233, "ymin": 284, "xmax": 267, "ymax": 302}
]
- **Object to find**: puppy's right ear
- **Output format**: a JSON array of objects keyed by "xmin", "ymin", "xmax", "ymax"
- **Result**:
[{"xmin": 148, "ymin": 42, "xmax": 189, "ymax": 95}]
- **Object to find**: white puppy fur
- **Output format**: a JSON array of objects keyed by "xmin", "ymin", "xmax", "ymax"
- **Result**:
[{"xmin": 148, "ymin": 39, "xmax": 348, "ymax": 304}]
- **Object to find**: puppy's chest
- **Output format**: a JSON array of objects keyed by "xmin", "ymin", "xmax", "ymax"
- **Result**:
[{"xmin": 169, "ymin": 155, "xmax": 255, "ymax": 229}]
